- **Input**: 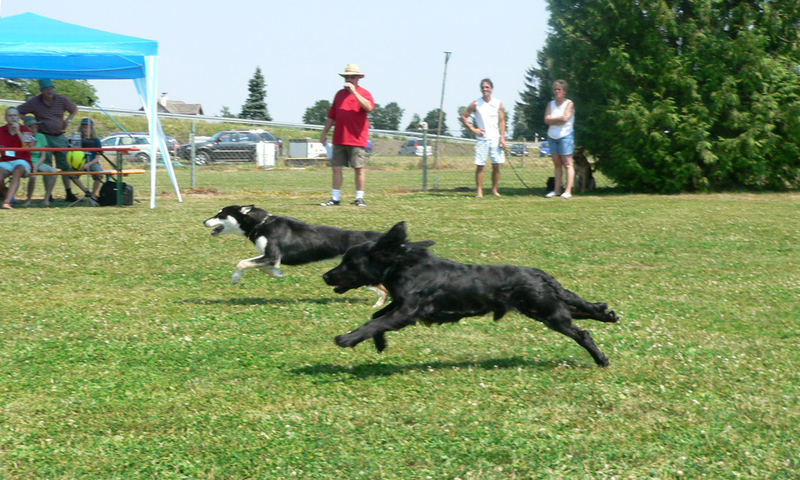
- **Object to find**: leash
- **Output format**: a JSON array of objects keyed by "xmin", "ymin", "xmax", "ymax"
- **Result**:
[{"xmin": 502, "ymin": 145, "xmax": 538, "ymax": 193}]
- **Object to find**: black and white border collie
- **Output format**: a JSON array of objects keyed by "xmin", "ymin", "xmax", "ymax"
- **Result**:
[{"xmin": 204, "ymin": 205, "xmax": 388, "ymax": 306}]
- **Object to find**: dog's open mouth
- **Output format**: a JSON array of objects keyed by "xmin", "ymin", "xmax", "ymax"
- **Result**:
[{"xmin": 210, "ymin": 225, "xmax": 225, "ymax": 236}]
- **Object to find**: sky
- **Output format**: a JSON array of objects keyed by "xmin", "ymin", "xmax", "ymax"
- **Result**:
[{"xmin": 0, "ymin": 0, "xmax": 550, "ymax": 133}]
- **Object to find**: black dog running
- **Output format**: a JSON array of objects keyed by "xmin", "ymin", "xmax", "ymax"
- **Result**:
[{"xmin": 323, "ymin": 222, "xmax": 619, "ymax": 367}]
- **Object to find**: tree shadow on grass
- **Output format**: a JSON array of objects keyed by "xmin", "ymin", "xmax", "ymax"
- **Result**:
[
  {"xmin": 291, "ymin": 355, "xmax": 588, "ymax": 380},
  {"xmin": 180, "ymin": 297, "xmax": 362, "ymax": 306}
]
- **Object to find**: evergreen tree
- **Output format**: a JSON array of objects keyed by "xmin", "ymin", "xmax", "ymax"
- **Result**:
[
  {"xmin": 239, "ymin": 66, "xmax": 272, "ymax": 121},
  {"xmin": 369, "ymin": 102, "xmax": 404, "ymax": 130},
  {"xmin": 303, "ymin": 100, "xmax": 331, "ymax": 125},
  {"xmin": 514, "ymin": 62, "xmax": 550, "ymax": 141},
  {"xmin": 219, "ymin": 106, "xmax": 235, "ymax": 118},
  {"xmin": 405, "ymin": 113, "xmax": 422, "ymax": 131},
  {"xmin": 423, "ymin": 109, "xmax": 449, "ymax": 136},
  {"xmin": 520, "ymin": 0, "xmax": 800, "ymax": 191}
]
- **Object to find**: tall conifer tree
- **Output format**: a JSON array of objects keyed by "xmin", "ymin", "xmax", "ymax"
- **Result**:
[{"xmin": 240, "ymin": 67, "xmax": 272, "ymax": 121}]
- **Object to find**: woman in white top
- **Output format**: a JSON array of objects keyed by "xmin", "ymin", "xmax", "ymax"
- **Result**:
[{"xmin": 544, "ymin": 80, "xmax": 575, "ymax": 198}]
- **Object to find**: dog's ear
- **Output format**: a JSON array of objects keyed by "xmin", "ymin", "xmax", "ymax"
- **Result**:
[
  {"xmin": 375, "ymin": 222, "xmax": 408, "ymax": 250},
  {"xmin": 240, "ymin": 205, "xmax": 254, "ymax": 215},
  {"xmin": 406, "ymin": 240, "xmax": 435, "ymax": 250}
]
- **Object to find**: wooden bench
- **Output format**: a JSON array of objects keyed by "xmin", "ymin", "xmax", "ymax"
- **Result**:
[
  {"xmin": 28, "ymin": 169, "xmax": 146, "ymax": 176},
  {"xmin": 4, "ymin": 146, "xmax": 144, "ymax": 206}
]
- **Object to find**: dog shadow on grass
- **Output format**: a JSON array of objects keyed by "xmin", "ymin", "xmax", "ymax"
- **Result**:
[
  {"xmin": 291, "ymin": 356, "xmax": 587, "ymax": 380},
  {"xmin": 180, "ymin": 297, "xmax": 361, "ymax": 306}
]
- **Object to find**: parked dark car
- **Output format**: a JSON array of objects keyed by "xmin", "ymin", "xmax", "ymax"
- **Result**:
[
  {"xmin": 178, "ymin": 129, "xmax": 282, "ymax": 164},
  {"xmin": 510, "ymin": 143, "xmax": 529, "ymax": 156},
  {"xmin": 539, "ymin": 140, "xmax": 551, "ymax": 157}
]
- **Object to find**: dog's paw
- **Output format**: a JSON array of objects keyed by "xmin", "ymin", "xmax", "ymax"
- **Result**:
[
  {"xmin": 373, "ymin": 333, "xmax": 387, "ymax": 353},
  {"xmin": 231, "ymin": 270, "xmax": 243, "ymax": 285},
  {"xmin": 335, "ymin": 333, "xmax": 360, "ymax": 348},
  {"xmin": 605, "ymin": 310, "xmax": 620, "ymax": 323},
  {"xmin": 269, "ymin": 268, "xmax": 285, "ymax": 278}
]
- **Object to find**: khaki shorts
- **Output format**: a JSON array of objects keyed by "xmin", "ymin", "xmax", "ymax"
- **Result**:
[{"xmin": 331, "ymin": 145, "xmax": 368, "ymax": 168}]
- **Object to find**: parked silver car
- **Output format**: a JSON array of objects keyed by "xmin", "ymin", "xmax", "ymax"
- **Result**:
[
  {"xmin": 100, "ymin": 132, "xmax": 155, "ymax": 163},
  {"xmin": 100, "ymin": 133, "xmax": 179, "ymax": 163},
  {"xmin": 398, "ymin": 138, "xmax": 433, "ymax": 156}
]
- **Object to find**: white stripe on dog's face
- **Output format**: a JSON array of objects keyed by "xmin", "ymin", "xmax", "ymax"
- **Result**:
[
  {"xmin": 204, "ymin": 217, "xmax": 222, "ymax": 228},
  {"xmin": 205, "ymin": 215, "xmax": 245, "ymax": 236}
]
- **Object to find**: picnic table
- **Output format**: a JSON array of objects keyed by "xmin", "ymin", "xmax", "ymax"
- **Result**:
[{"xmin": 2, "ymin": 147, "xmax": 144, "ymax": 206}]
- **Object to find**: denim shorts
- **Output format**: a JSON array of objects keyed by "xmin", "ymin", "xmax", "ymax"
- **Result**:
[
  {"xmin": 548, "ymin": 132, "xmax": 574, "ymax": 156},
  {"xmin": 0, "ymin": 159, "xmax": 31, "ymax": 175},
  {"xmin": 474, "ymin": 138, "xmax": 506, "ymax": 166}
]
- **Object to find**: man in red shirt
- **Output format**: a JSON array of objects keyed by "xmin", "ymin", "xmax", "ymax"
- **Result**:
[
  {"xmin": 0, "ymin": 107, "xmax": 34, "ymax": 209},
  {"xmin": 319, "ymin": 64, "xmax": 375, "ymax": 207}
]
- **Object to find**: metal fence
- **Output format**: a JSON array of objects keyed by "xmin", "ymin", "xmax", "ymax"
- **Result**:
[{"xmin": 1, "ymin": 98, "xmax": 550, "ymax": 194}]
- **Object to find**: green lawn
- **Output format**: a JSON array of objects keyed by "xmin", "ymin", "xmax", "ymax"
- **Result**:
[{"xmin": 1, "ymin": 161, "xmax": 798, "ymax": 479}]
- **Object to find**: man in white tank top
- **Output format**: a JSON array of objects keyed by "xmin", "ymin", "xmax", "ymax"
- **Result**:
[{"xmin": 461, "ymin": 78, "xmax": 506, "ymax": 197}]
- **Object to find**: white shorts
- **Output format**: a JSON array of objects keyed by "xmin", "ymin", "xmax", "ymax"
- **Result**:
[{"xmin": 474, "ymin": 139, "xmax": 505, "ymax": 166}]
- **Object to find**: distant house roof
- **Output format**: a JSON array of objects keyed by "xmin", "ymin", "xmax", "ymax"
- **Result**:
[{"xmin": 155, "ymin": 93, "xmax": 203, "ymax": 115}]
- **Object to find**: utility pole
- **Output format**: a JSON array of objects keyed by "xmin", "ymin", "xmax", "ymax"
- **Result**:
[
  {"xmin": 420, "ymin": 122, "xmax": 429, "ymax": 191},
  {"xmin": 434, "ymin": 51, "xmax": 451, "ymax": 190}
]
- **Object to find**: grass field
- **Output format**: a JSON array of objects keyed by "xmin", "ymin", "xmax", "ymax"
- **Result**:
[{"xmin": 1, "ymin": 159, "xmax": 798, "ymax": 479}]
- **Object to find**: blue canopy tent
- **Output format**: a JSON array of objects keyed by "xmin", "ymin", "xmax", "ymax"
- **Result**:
[{"xmin": 0, "ymin": 12, "xmax": 182, "ymax": 207}]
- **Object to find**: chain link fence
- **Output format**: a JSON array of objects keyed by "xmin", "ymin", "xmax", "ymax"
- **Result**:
[{"xmin": 1, "ymin": 99, "xmax": 554, "ymax": 194}]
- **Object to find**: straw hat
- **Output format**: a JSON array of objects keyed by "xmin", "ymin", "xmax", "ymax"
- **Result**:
[{"xmin": 339, "ymin": 64, "xmax": 365, "ymax": 78}]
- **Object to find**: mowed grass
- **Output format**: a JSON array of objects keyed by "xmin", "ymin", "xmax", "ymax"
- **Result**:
[{"xmin": 1, "ymin": 160, "xmax": 798, "ymax": 479}]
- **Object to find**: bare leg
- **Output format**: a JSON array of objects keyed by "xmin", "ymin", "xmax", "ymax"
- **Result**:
[
  {"xmin": 69, "ymin": 175, "xmax": 88, "ymax": 193},
  {"xmin": 354, "ymin": 167, "xmax": 365, "ymax": 192},
  {"xmin": 475, "ymin": 166, "xmax": 485, "ymax": 197},
  {"xmin": 25, "ymin": 175, "xmax": 36, "ymax": 205},
  {"xmin": 43, "ymin": 176, "xmax": 56, "ymax": 205},
  {"xmin": 491, "ymin": 164, "xmax": 501, "ymax": 196},
  {"xmin": 91, "ymin": 175, "xmax": 103, "ymax": 198},
  {"xmin": 332, "ymin": 166, "xmax": 344, "ymax": 190},
  {"xmin": 2, "ymin": 166, "xmax": 25, "ymax": 208},
  {"xmin": 552, "ymin": 154, "xmax": 564, "ymax": 194},
  {"xmin": 563, "ymin": 155, "xmax": 575, "ymax": 195}
]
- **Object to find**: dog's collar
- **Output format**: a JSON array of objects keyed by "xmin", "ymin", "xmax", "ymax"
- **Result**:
[{"xmin": 256, "ymin": 215, "xmax": 274, "ymax": 227}]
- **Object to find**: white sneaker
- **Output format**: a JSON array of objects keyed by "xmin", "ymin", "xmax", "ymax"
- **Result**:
[
  {"xmin": 545, "ymin": 191, "xmax": 557, "ymax": 198},
  {"xmin": 560, "ymin": 192, "xmax": 572, "ymax": 199}
]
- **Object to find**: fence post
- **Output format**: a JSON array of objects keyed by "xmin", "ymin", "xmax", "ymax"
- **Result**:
[
  {"xmin": 190, "ymin": 119, "xmax": 196, "ymax": 188},
  {"xmin": 420, "ymin": 122, "xmax": 429, "ymax": 192}
]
